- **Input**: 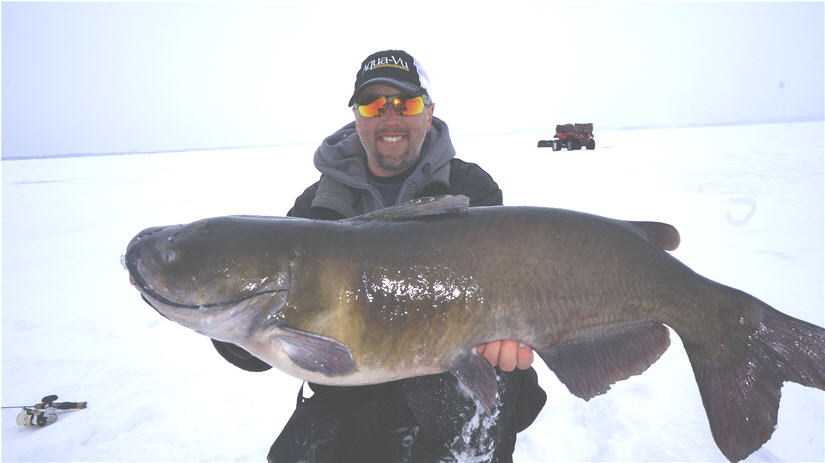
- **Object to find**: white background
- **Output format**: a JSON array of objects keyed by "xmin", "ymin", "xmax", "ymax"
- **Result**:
[{"xmin": 2, "ymin": 1, "xmax": 823, "ymax": 158}]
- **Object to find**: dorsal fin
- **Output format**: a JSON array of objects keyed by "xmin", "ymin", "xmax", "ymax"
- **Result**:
[
  {"xmin": 630, "ymin": 221, "xmax": 681, "ymax": 251},
  {"xmin": 348, "ymin": 195, "xmax": 470, "ymax": 222}
]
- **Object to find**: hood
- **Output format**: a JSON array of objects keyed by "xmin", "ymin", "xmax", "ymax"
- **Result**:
[{"xmin": 311, "ymin": 117, "xmax": 456, "ymax": 217}]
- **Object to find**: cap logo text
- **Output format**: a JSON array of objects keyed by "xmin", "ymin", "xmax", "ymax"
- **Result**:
[{"xmin": 363, "ymin": 55, "xmax": 410, "ymax": 74}]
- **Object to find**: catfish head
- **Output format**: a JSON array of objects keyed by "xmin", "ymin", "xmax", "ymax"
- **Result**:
[{"xmin": 123, "ymin": 216, "xmax": 292, "ymax": 341}]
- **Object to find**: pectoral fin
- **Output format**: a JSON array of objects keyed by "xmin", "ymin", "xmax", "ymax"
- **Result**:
[
  {"xmin": 276, "ymin": 325, "xmax": 358, "ymax": 377},
  {"xmin": 449, "ymin": 350, "xmax": 498, "ymax": 414}
]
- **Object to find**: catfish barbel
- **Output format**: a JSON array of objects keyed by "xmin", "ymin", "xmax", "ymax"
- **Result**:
[{"xmin": 124, "ymin": 195, "xmax": 824, "ymax": 462}]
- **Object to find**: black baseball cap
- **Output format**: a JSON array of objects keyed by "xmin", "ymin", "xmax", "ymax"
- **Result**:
[{"xmin": 348, "ymin": 49, "xmax": 432, "ymax": 107}]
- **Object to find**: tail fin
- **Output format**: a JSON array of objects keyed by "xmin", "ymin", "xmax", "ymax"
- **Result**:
[{"xmin": 683, "ymin": 291, "xmax": 825, "ymax": 462}]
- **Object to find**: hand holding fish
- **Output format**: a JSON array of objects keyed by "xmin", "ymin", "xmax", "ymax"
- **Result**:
[{"xmin": 477, "ymin": 340, "xmax": 534, "ymax": 371}]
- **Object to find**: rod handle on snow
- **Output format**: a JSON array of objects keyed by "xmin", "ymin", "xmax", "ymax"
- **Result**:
[{"xmin": 54, "ymin": 401, "xmax": 87, "ymax": 410}]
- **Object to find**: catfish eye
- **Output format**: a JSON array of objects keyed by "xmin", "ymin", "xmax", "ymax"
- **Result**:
[{"xmin": 162, "ymin": 248, "xmax": 177, "ymax": 263}]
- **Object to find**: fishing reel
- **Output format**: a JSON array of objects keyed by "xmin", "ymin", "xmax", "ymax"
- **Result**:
[{"xmin": 5, "ymin": 395, "xmax": 87, "ymax": 429}]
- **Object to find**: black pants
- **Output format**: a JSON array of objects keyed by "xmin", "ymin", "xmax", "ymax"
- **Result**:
[{"xmin": 268, "ymin": 369, "xmax": 545, "ymax": 463}]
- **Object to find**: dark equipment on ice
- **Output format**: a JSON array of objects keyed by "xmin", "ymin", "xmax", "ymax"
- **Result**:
[
  {"xmin": 538, "ymin": 123, "xmax": 595, "ymax": 150},
  {"xmin": 2, "ymin": 395, "xmax": 87, "ymax": 428}
]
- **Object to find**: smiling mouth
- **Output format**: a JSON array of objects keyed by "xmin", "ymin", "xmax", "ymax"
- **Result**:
[{"xmin": 381, "ymin": 135, "xmax": 404, "ymax": 143}]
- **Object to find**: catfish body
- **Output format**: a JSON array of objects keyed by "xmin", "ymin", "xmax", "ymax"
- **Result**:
[{"xmin": 124, "ymin": 195, "xmax": 825, "ymax": 462}]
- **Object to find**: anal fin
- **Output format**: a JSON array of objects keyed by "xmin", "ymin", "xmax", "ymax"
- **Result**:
[
  {"xmin": 449, "ymin": 350, "xmax": 498, "ymax": 414},
  {"xmin": 538, "ymin": 320, "xmax": 670, "ymax": 400}
]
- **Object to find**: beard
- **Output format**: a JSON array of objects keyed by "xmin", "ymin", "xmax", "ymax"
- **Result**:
[
  {"xmin": 361, "ymin": 131, "xmax": 427, "ymax": 175},
  {"xmin": 370, "ymin": 145, "xmax": 421, "ymax": 173}
]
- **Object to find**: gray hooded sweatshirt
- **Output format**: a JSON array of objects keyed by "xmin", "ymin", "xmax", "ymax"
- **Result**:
[{"xmin": 311, "ymin": 116, "xmax": 455, "ymax": 218}]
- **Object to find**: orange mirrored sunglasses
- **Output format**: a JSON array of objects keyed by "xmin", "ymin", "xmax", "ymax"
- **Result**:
[{"xmin": 354, "ymin": 94, "xmax": 431, "ymax": 118}]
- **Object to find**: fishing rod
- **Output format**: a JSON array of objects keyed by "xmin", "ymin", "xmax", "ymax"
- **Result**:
[{"xmin": 2, "ymin": 395, "xmax": 87, "ymax": 427}]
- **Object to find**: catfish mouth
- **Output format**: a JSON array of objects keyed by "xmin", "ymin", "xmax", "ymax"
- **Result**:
[{"xmin": 126, "ymin": 255, "xmax": 290, "ymax": 312}]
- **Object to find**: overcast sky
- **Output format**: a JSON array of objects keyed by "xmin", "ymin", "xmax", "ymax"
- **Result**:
[{"xmin": 2, "ymin": 1, "xmax": 823, "ymax": 158}]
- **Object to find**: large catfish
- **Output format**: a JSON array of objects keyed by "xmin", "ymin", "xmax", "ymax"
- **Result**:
[{"xmin": 124, "ymin": 195, "xmax": 824, "ymax": 462}]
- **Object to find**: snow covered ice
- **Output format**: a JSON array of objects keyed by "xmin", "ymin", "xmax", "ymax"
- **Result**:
[{"xmin": 2, "ymin": 122, "xmax": 823, "ymax": 462}]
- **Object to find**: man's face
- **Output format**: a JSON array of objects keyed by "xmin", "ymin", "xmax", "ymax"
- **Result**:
[{"xmin": 353, "ymin": 83, "xmax": 434, "ymax": 177}]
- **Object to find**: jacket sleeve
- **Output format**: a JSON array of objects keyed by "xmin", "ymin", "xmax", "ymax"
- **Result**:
[
  {"xmin": 448, "ymin": 159, "xmax": 503, "ymax": 206},
  {"xmin": 287, "ymin": 181, "xmax": 320, "ymax": 218},
  {"xmin": 288, "ymin": 179, "xmax": 345, "ymax": 220},
  {"xmin": 211, "ymin": 339, "xmax": 272, "ymax": 372}
]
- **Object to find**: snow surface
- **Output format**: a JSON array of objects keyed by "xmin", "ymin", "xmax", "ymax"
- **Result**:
[{"xmin": 2, "ymin": 122, "xmax": 823, "ymax": 462}]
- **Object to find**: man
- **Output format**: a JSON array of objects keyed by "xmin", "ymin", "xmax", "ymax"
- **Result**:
[{"xmin": 212, "ymin": 49, "xmax": 546, "ymax": 462}]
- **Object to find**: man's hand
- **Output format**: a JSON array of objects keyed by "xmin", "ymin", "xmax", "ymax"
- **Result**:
[{"xmin": 476, "ymin": 340, "xmax": 534, "ymax": 372}]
